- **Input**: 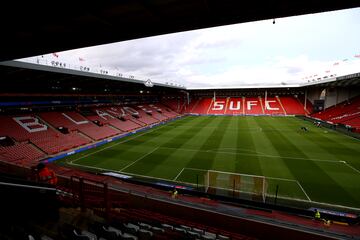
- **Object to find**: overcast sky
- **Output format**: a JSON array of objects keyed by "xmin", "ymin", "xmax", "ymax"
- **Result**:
[{"xmin": 25, "ymin": 7, "xmax": 360, "ymax": 88}]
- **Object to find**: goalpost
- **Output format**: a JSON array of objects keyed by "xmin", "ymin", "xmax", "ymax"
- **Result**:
[{"xmin": 204, "ymin": 170, "xmax": 268, "ymax": 202}]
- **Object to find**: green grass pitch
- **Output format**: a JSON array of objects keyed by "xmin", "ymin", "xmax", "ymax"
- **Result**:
[{"xmin": 59, "ymin": 116, "xmax": 360, "ymax": 209}]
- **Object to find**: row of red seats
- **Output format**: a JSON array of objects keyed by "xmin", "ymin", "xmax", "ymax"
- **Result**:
[
  {"xmin": 0, "ymin": 142, "xmax": 46, "ymax": 165},
  {"xmin": 188, "ymin": 96, "xmax": 308, "ymax": 115},
  {"xmin": 86, "ymin": 104, "xmax": 177, "ymax": 128},
  {"xmin": 159, "ymin": 103, "xmax": 183, "ymax": 117},
  {"xmin": 311, "ymin": 96, "xmax": 360, "ymax": 131},
  {"xmin": 0, "ymin": 115, "xmax": 91, "ymax": 155},
  {"xmin": 0, "ymin": 104, "xmax": 179, "ymax": 164},
  {"xmin": 39, "ymin": 111, "xmax": 122, "ymax": 141},
  {"xmin": 190, "ymin": 98, "xmax": 212, "ymax": 114},
  {"xmin": 343, "ymin": 118, "xmax": 360, "ymax": 132},
  {"xmin": 31, "ymin": 132, "xmax": 90, "ymax": 154},
  {"xmin": 312, "ymin": 97, "xmax": 360, "ymax": 120},
  {"xmin": 86, "ymin": 107, "xmax": 142, "ymax": 131},
  {"xmin": 162, "ymin": 98, "xmax": 188, "ymax": 113}
]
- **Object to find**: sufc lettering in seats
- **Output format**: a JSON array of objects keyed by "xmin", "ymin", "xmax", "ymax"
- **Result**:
[
  {"xmin": 265, "ymin": 100, "xmax": 280, "ymax": 110},
  {"xmin": 229, "ymin": 101, "xmax": 241, "ymax": 110},
  {"xmin": 211, "ymin": 100, "xmax": 280, "ymax": 111},
  {"xmin": 212, "ymin": 101, "xmax": 225, "ymax": 110},
  {"xmin": 95, "ymin": 109, "xmax": 115, "ymax": 120},
  {"xmin": 62, "ymin": 113, "xmax": 89, "ymax": 125},
  {"xmin": 13, "ymin": 116, "xmax": 48, "ymax": 133}
]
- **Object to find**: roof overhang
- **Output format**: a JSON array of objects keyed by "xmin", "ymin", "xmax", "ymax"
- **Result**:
[
  {"xmin": 0, "ymin": 60, "xmax": 185, "ymax": 90},
  {"xmin": 1, "ymin": 1, "xmax": 359, "ymax": 61},
  {"xmin": 187, "ymin": 73, "xmax": 360, "ymax": 90}
]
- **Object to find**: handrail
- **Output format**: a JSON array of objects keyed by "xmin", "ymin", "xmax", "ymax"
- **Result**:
[{"xmin": 0, "ymin": 181, "xmax": 56, "ymax": 191}]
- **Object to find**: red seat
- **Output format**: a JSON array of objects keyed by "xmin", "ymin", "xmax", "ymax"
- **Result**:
[
  {"xmin": 311, "ymin": 96, "xmax": 360, "ymax": 131},
  {"xmin": 188, "ymin": 96, "xmax": 307, "ymax": 115},
  {"xmin": 0, "ymin": 142, "xmax": 46, "ymax": 166}
]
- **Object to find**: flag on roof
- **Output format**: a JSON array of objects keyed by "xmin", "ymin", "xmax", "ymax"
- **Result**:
[{"xmin": 52, "ymin": 52, "xmax": 59, "ymax": 58}]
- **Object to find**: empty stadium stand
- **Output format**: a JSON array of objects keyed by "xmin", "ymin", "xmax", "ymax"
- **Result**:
[
  {"xmin": 0, "ymin": 142, "xmax": 45, "ymax": 165},
  {"xmin": 190, "ymin": 98, "xmax": 212, "ymax": 114},
  {"xmin": 146, "ymin": 104, "xmax": 168, "ymax": 121},
  {"xmin": 39, "ymin": 111, "xmax": 121, "ymax": 141},
  {"xmin": 84, "ymin": 107, "xmax": 141, "ymax": 132},
  {"xmin": 207, "ymin": 97, "xmax": 228, "ymax": 115},
  {"xmin": 223, "ymin": 97, "xmax": 243, "ymax": 115},
  {"xmin": 0, "ymin": 115, "xmax": 90, "ymax": 155},
  {"xmin": 155, "ymin": 104, "xmax": 179, "ymax": 118},
  {"xmin": 0, "ymin": 103, "xmax": 180, "ymax": 166},
  {"xmin": 311, "ymin": 95, "xmax": 360, "ymax": 132},
  {"xmin": 188, "ymin": 96, "xmax": 308, "ymax": 115},
  {"xmin": 162, "ymin": 98, "xmax": 187, "ymax": 114},
  {"xmin": 135, "ymin": 106, "xmax": 161, "ymax": 125},
  {"xmin": 280, "ymin": 97, "xmax": 309, "ymax": 115}
]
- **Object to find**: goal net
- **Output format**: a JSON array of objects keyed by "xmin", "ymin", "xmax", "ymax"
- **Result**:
[{"xmin": 204, "ymin": 170, "xmax": 268, "ymax": 202}]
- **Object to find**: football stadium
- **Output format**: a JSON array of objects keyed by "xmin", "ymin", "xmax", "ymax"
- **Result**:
[{"xmin": 1, "ymin": 1, "xmax": 360, "ymax": 240}]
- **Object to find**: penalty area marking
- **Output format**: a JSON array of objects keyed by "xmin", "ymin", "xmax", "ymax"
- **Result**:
[
  {"xmin": 69, "ymin": 160, "xmax": 176, "ymax": 183},
  {"xmin": 70, "ymin": 122, "xmax": 175, "ymax": 164},
  {"xmin": 179, "ymin": 167, "xmax": 297, "ymax": 182},
  {"xmin": 159, "ymin": 146, "xmax": 342, "ymax": 164},
  {"xmin": 342, "ymin": 161, "xmax": 360, "ymax": 175},
  {"xmin": 175, "ymin": 167, "xmax": 312, "ymax": 201},
  {"xmin": 296, "ymin": 181, "xmax": 311, "ymax": 201},
  {"xmin": 119, "ymin": 147, "xmax": 160, "ymax": 172},
  {"xmin": 208, "ymin": 147, "xmax": 268, "ymax": 155},
  {"xmin": 68, "ymin": 162, "xmax": 360, "ymax": 211},
  {"xmin": 173, "ymin": 167, "xmax": 186, "ymax": 181}
]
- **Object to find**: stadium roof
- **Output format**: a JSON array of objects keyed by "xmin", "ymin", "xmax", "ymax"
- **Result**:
[
  {"xmin": 1, "ymin": 59, "xmax": 359, "ymax": 94},
  {"xmin": 1, "ymin": 1, "xmax": 359, "ymax": 61}
]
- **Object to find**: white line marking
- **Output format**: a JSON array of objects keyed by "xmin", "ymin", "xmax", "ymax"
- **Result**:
[
  {"xmin": 184, "ymin": 167, "xmax": 208, "ymax": 172},
  {"xmin": 119, "ymin": 147, "xmax": 159, "ymax": 172},
  {"xmin": 212, "ymin": 147, "xmax": 267, "ymax": 155},
  {"xmin": 173, "ymin": 168, "xmax": 186, "ymax": 181},
  {"xmin": 159, "ymin": 146, "xmax": 341, "ymax": 163},
  {"xmin": 342, "ymin": 161, "xmax": 360, "ymax": 175},
  {"xmin": 182, "ymin": 167, "xmax": 297, "ymax": 182},
  {"xmin": 70, "ymin": 122, "xmax": 173, "ymax": 164},
  {"xmin": 296, "ymin": 181, "xmax": 311, "ymax": 202},
  {"xmin": 70, "ymin": 161, "xmax": 111, "ymax": 172},
  {"xmin": 69, "ymin": 161, "xmax": 174, "ymax": 182},
  {"xmin": 68, "ymin": 162, "xmax": 360, "ymax": 210},
  {"xmin": 120, "ymin": 171, "xmax": 172, "ymax": 182}
]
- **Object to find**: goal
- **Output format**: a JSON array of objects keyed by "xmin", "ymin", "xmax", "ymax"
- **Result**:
[{"xmin": 204, "ymin": 170, "xmax": 268, "ymax": 202}]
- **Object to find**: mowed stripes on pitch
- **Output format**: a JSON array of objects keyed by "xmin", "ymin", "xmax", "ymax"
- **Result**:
[{"xmin": 62, "ymin": 116, "xmax": 360, "ymax": 208}]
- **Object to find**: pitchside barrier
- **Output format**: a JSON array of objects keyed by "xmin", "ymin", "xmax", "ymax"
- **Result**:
[
  {"xmin": 174, "ymin": 168, "xmax": 360, "ymax": 215},
  {"xmin": 297, "ymin": 115, "xmax": 360, "ymax": 140},
  {"xmin": 43, "ymin": 115, "xmax": 184, "ymax": 164}
]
